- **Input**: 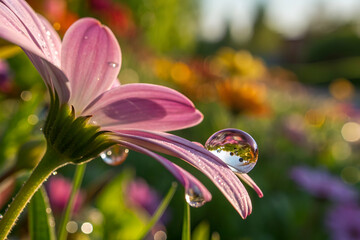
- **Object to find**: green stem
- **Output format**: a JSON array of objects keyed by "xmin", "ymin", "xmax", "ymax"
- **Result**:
[
  {"xmin": 182, "ymin": 201, "xmax": 191, "ymax": 240},
  {"xmin": 0, "ymin": 146, "xmax": 66, "ymax": 240},
  {"xmin": 136, "ymin": 182, "xmax": 178, "ymax": 240},
  {"xmin": 58, "ymin": 163, "xmax": 87, "ymax": 240}
]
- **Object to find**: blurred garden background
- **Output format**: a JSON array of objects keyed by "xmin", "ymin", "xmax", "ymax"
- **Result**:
[{"xmin": 1, "ymin": 0, "xmax": 360, "ymax": 239}]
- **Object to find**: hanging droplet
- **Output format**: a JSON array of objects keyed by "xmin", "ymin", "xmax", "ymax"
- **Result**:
[
  {"xmin": 107, "ymin": 62, "xmax": 119, "ymax": 68},
  {"xmin": 100, "ymin": 145, "xmax": 129, "ymax": 166},
  {"xmin": 185, "ymin": 186, "xmax": 206, "ymax": 208},
  {"xmin": 205, "ymin": 129, "xmax": 258, "ymax": 174},
  {"xmin": 52, "ymin": 171, "xmax": 58, "ymax": 175}
]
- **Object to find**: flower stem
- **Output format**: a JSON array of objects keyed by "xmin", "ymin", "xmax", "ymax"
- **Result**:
[
  {"xmin": 58, "ymin": 163, "xmax": 87, "ymax": 240},
  {"xmin": 182, "ymin": 201, "xmax": 191, "ymax": 240},
  {"xmin": 0, "ymin": 146, "xmax": 65, "ymax": 240}
]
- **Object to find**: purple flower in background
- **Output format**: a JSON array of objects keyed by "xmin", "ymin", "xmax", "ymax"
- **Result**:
[
  {"xmin": 0, "ymin": 0, "xmax": 263, "ymax": 218},
  {"xmin": 0, "ymin": 60, "xmax": 12, "ymax": 93},
  {"xmin": 126, "ymin": 178, "xmax": 161, "ymax": 216},
  {"xmin": 325, "ymin": 204, "xmax": 360, "ymax": 240},
  {"xmin": 47, "ymin": 175, "xmax": 84, "ymax": 214},
  {"xmin": 290, "ymin": 166, "xmax": 358, "ymax": 203}
]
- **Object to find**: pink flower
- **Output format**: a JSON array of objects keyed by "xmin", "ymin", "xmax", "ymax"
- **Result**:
[
  {"xmin": 46, "ymin": 175, "xmax": 84, "ymax": 214},
  {"xmin": 291, "ymin": 166, "xmax": 358, "ymax": 203},
  {"xmin": 0, "ymin": 0, "xmax": 262, "ymax": 218}
]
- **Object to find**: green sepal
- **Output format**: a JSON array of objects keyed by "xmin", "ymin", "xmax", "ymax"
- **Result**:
[{"xmin": 43, "ymin": 92, "xmax": 116, "ymax": 165}]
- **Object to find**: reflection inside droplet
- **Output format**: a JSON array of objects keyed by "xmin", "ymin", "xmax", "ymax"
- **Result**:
[
  {"xmin": 185, "ymin": 186, "xmax": 206, "ymax": 208},
  {"xmin": 205, "ymin": 129, "xmax": 258, "ymax": 174},
  {"xmin": 100, "ymin": 145, "xmax": 129, "ymax": 166}
]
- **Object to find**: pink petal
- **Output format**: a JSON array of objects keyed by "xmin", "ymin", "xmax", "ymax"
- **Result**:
[
  {"xmin": 0, "ymin": 0, "xmax": 69, "ymax": 102},
  {"xmin": 114, "ymin": 129, "xmax": 252, "ymax": 218},
  {"xmin": 116, "ymin": 140, "xmax": 212, "ymax": 203},
  {"xmin": 61, "ymin": 18, "xmax": 121, "ymax": 113},
  {"xmin": 83, "ymin": 83, "xmax": 203, "ymax": 132},
  {"xmin": 235, "ymin": 173, "xmax": 263, "ymax": 198}
]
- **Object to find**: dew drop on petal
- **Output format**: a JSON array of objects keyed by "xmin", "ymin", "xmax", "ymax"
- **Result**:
[
  {"xmin": 185, "ymin": 186, "xmax": 206, "ymax": 208},
  {"xmin": 100, "ymin": 145, "xmax": 129, "ymax": 166},
  {"xmin": 84, "ymin": 36, "xmax": 88, "ymax": 40},
  {"xmin": 205, "ymin": 129, "xmax": 258, "ymax": 174},
  {"xmin": 107, "ymin": 62, "xmax": 119, "ymax": 68}
]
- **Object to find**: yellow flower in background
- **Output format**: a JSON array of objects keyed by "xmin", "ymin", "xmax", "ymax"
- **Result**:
[
  {"xmin": 210, "ymin": 48, "xmax": 267, "ymax": 80},
  {"xmin": 152, "ymin": 48, "xmax": 271, "ymax": 115}
]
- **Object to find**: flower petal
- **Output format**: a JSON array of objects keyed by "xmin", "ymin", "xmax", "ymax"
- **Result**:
[
  {"xmin": 61, "ymin": 18, "xmax": 121, "ymax": 112},
  {"xmin": 235, "ymin": 173, "xmax": 263, "ymax": 198},
  {"xmin": 116, "ymin": 140, "xmax": 212, "ymax": 203},
  {"xmin": 83, "ymin": 83, "xmax": 203, "ymax": 132},
  {"xmin": 0, "ymin": 0, "xmax": 69, "ymax": 102},
  {"xmin": 114, "ymin": 129, "xmax": 252, "ymax": 218}
]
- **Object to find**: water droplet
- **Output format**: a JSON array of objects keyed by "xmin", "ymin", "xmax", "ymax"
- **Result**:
[
  {"xmin": 0, "ymin": 214, "xmax": 3, "ymax": 220},
  {"xmin": 205, "ymin": 129, "xmax": 258, "ymax": 174},
  {"xmin": 108, "ymin": 62, "xmax": 119, "ymax": 68},
  {"xmin": 52, "ymin": 171, "xmax": 57, "ymax": 175},
  {"xmin": 84, "ymin": 36, "xmax": 88, "ymax": 40},
  {"xmin": 100, "ymin": 145, "xmax": 129, "ymax": 166},
  {"xmin": 185, "ymin": 186, "xmax": 206, "ymax": 208}
]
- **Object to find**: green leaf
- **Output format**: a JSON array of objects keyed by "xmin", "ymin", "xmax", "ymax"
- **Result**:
[
  {"xmin": 182, "ymin": 201, "xmax": 191, "ymax": 240},
  {"xmin": 28, "ymin": 187, "xmax": 56, "ymax": 240}
]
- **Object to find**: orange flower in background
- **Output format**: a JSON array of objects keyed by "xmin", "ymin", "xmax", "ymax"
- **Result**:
[{"xmin": 216, "ymin": 78, "xmax": 270, "ymax": 116}]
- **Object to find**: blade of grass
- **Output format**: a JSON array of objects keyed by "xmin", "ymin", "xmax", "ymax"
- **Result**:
[
  {"xmin": 28, "ymin": 186, "xmax": 56, "ymax": 240},
  {"xmin": 58, "ymin": 163, "xmax": 86, "ymax": 240},
  {"xmin": 182, "ymin": 201, "xmax": 191, "ymax": 240},
  {"xmin": 136, "ymin": 182, "xmax": 178, "ymax": 240}
]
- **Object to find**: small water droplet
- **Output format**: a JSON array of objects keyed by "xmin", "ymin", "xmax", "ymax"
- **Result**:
[
  {"xmin": 84, "ymin": 36, "xmax": 88, "ymax": 40},
  {"xmin": 100, "ymin": 145, "xmax": 129, "ymax": 166},
  {"xmin": 107, "ymin": 62, "xmax": 119, "ymax": 68},
  {"xmin": 52, "ymin": 171, "xmax": 57, "ymax": 175},
  {"xmin": 0, "ymin": 214, "xmax": 3, "ymax": 220},
  {"xmin": 205, "ymin": 129, "xmax": 258, "ymax": 174},
  {"xmin": 185, "ymin": 186, "xmax": 206, "ymax": 208}
]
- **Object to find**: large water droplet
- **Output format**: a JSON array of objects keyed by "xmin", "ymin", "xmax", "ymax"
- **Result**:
[
  {"xmin": 108, "ymin": 62, "xmax": 119, "ymax": 68},
  {"xmin": 185, "ymin": 186, "xmax": 206, "ymax": 208},
  {"xmin": 205, "ymin": 129, "xmax": 258, "ymax": 174},
  {"xmin": 100, "ymin": 145, "xmax": 129, "ymax": 166}
]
